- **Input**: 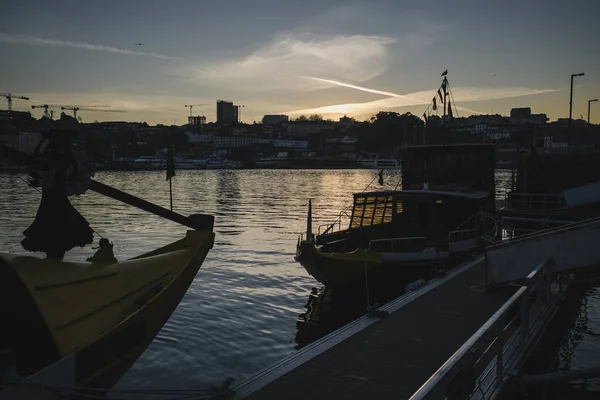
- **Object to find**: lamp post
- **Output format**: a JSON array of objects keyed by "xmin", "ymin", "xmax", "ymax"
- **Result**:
[
  {"xmin": 589, "ymin": 99, "xmax": 599, "ymax": 124},
  {"xmin": 569, "ymin": 73, "xmax": 585, "ymax": 128},
  {"xmin": 569, "ymin": 72, "xmax": 585, "ymax": 152}
]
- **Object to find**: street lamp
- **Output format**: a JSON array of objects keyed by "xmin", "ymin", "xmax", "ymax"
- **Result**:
[
  {"xmin": 589, "ymin": 98, "xmax": 599, "ymax": 124},
  {"xmin": 568, "ymin": 73, "xmax": 585, "ymax": 152},
  {"xmin": 569, "ymin": 73, "xmax": 585, "ymax": 128}
]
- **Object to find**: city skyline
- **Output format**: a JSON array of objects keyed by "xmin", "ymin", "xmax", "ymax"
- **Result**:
[{"xmin": 2, "ymin": 0, "xmax": 599, "ymax": 125}]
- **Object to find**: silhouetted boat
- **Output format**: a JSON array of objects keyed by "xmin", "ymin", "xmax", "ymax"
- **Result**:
[
  {"xmin": 0, "ymin": 140, "xmax": 216, "ymax": 390},
  {"xmin": 0, "ymin": 229, "xmax": 214, "ymax": 388},
  {"xmin": 296, "ymin": 184, "xmax": 495, "ymax": 288}
]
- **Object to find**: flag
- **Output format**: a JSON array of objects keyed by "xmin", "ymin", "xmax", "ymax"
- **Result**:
[
  {"xmin": 432, "ymin": 97, "xmax": 437, "ymax": 111},
  {"xmin": 378, "ymin": 169, "xmax": 384, "ymax": 186},
  {"xmin": 438, "ymin": 89, "xmax": 444, "ymax": 104},
  {"xmin": 447, "ymin": 98, "xmax": 453, "ymax": 120},
  {"xmin": 423, "ymin": 113, "xmax": 428, "ymax": 125},
  {"xmin": 166, "ymin": 148, "xmax": 176, "ymax": 181}
]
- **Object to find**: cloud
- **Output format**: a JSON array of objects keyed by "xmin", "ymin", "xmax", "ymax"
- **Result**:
[
  {"xmin": 284, "ymin": 81, "xmax": 559, "ymax": 117},
  {"xmin": 0, "ymin": 33, "xmax": 181, "ymax": 60},
  {"xmin": 191, "ymin": 33, "xmax": 396, "ymax": 92}
]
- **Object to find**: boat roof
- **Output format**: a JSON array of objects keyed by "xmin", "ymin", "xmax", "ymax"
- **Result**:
[{"xmin": 355, "ymin": 189, "xmax": 489, "ymax": 200}]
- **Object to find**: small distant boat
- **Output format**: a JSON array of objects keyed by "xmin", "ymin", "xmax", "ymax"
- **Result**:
[
  {"xmin": 132, "ymin": 155, "xmax": 165, "ymax": 170},
  {"xmin": 204, "ymin": 154, "xmax": 242, "ymax": 169},
  {"xmin": 358, "ymin": 153, "xmax": 400, "ymax": 169}
]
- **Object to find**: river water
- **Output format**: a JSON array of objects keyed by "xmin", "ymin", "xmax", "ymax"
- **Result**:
[{"xmin": 0, "ymin": 169, "xmax": 597, "ymax": 396}]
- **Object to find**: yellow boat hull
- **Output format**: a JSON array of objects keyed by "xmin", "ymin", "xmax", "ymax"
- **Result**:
[
  {"xmin": 0, "ymin": 229, "xmax": 214, "ymax": 387},
  {"xmin": 295, "ymin": 240, "xmax": 453, "ymax": 288}
]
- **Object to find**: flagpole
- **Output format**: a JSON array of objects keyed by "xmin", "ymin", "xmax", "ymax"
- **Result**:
[{"xmin": 169, "ymin": 178, "xmax": 173, "ymax": 211}]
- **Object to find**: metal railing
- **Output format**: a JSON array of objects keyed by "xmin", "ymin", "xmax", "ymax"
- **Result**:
[
  {"xmin": 505, "ymin": 192, "xmax": 566, "ymax": 212},
  {"xmin": 317, "ymin": 209, "xmax": 352, "ymax": 236},
  {"xmin": 449, "ymin": 229, "xmax": 478, "ymax": 243},
  {"xmin": 409, "ymin": 257, "xmax": 562, "ymax": 400},
  {"xmin": 369, "ymin": 237, "xmax": 428, "ymax": 253}
]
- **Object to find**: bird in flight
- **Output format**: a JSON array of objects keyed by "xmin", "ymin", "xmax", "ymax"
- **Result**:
[{"xmin": 135, "ymin": 42, "xmax": 144, "ymax": 46}]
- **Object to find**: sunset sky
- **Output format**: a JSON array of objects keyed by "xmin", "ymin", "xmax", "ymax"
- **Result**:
[{"xmin": 2, "ymin": 0, "xmax": 599, "ymax": 124}]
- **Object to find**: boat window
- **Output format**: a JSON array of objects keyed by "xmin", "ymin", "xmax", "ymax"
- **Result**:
[
  {"xmin": 350, "ymin": 195, "xmax": 394, "ymax": 228},
  {"xmin": 361, "ymin": 196, "xmax": 377, "ymax": 226},
  {"xmin": 350, "ymin": 197, "xmax": 366, "ymax": 228}
]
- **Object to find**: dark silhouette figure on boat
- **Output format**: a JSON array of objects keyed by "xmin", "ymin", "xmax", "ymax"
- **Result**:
[
  {"xmin": 21, "ymin": 130, "xmax": 94, "ymax": 259},
  {"xmin": 87, "ymin": 238, "xmax": 118, "ymax": 264}
]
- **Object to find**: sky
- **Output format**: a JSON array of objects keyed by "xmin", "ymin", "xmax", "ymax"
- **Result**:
[{"xmin": 1, "ymin": 0, "xmax": 599, "ymax": 125}]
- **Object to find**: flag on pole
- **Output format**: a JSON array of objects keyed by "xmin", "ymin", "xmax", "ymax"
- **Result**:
[
  {"xmin": 438, "ymin": 89, "xmax": 444, "ymax": 103},
  {"xmin": 432, "ymin": 97, "xmax": 437, "ymax": 111},
  {"xmin": 378, "ymin": 169, "xmax": 384, "ymax": 186},
  {"xmin": 166, "ymin": 148, "xmax": 176, "ymax": 181},
  {"xmin": 423, "ymin": 113, "xmax": 428, "ymax": 125}
]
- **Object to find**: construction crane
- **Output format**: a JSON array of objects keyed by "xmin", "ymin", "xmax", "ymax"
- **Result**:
[
  {"xmin": 60, "ymin": 105, "xmax": 116, "ymax": 120},
  {"xmin": 185, "ymin": 104, "xmax": 208, "ymax": 117},
  {"xmin": 1, "ymin": 93, "xmax": 30, "ymax": 111},
  {"xmin": 31, "ymin": 104, "xmax": 63, "ymax": 119}
]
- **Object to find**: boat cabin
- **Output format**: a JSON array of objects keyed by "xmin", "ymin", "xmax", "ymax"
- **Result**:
[{"xmin": 317, "ymin": 185, "xmax": 490, "ymax": 252}]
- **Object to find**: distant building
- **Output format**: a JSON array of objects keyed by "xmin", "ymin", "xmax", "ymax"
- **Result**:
[
  {"xmin": 217, "ymin": 100, "xmax": 238, "ymax": 124},
  {"xmin": 213, "ymin": 135, "xmax": 260, "ymax": 148},
  {"xmin": 338, "ymin": 116, "xmax": 354, "ymax": 128},
  {"xmin": 510, "ymin": 108, "xmax": 531, "ymax": 118},
  {"xmin": 467, "ymin": 114, "xmax": 506, "ymax": 126},
  {"xmin": 287, "ymin": 123, "xmax": 334, "ymax": 137},
  {"xmin": 509, "ymin": 108, "xmax": 547, "ymax": 125},
  {"xmin": 263, "ymin": 115, "xmax": 289, "ymax": 125},
  {"xmin": 185, "ymin": 131, "xmax": 212, "ymax": 143},
  {"xmin": 272, "ymin": 139, "xmax": 308, "ymax": 149},
  {"xmin": 188, "ymin": 115, "xmax": 206, "ymax": 126}
]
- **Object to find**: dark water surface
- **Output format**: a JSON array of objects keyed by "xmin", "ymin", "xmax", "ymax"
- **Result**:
[{"xmin": 0, "ymin": 169, "xmax": 597, "ymax": 396}]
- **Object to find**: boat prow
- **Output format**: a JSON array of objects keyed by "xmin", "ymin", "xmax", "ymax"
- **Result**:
[{"xmin": 0, "ymin": 228, "xmax": 215, "ymax": 388}]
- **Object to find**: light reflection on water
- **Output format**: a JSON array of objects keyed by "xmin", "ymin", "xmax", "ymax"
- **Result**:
[
  {"xmin": 0, "ymin": 169, "xmax": 402, "ymax": 389},
  {"xmin": 0, "ymin": 169, "xmax": 597, "ymax": 394}
]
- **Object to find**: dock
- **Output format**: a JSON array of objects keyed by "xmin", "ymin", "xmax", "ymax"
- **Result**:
[
  {"xmin": 233, "ymin": 243, "xmax": 569, "ymax": 400},
  {"xmin": 234, "ymin": 256, "xmax": 513, "ymax": 399}
]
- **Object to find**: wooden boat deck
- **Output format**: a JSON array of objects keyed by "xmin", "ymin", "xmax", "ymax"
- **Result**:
[{"xmin": 235, "ymin": 257, "xmax": 514, "ymax": 400}]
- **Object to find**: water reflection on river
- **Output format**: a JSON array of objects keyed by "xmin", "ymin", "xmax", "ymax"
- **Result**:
[{"xmin": 0, "ymin": 169, "xmax": 597, "ymax": 395}]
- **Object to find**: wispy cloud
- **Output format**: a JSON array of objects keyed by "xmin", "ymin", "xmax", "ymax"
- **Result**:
[
  {"xmin": 191, "ymin": 33, "xmax": 396, "ymax": 92},
  {"xmin": 0, "ymin": 33, "xmax": 181, "ymax": 60},
  {"xmin": 285, "ymin": 82, "xmax": 559, "ymax": 117}
]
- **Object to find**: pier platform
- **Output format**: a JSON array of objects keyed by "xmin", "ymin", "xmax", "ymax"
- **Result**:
[{"xmin": 234, "ymin": 256, "xmax": 516, "ymax": 399}]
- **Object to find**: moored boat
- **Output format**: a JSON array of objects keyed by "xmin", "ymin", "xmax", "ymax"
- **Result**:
[
  {"xmin": 0, "ymin": 136, "xmax": 216, "ymax": 391},
  {"xmin": 296, "ymin": 185, "xmax": 495, "ymax": 288},
  {"xmin": 0, "ymin": 227, "xmax": 214, "ymax": 388}
]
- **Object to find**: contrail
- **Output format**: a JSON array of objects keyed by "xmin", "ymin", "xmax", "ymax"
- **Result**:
[
  {"xmin": 305, "ymin": 76, "xmax": 420, "ymax": 100},
  {"xmin": 0, "ymin": 33, "xmax": 181, "ymax": 60},
  {"xmin": 302, "ymin": 76, "xmax": 487, "ymax": 115}
]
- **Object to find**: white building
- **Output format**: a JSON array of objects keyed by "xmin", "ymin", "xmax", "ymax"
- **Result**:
[
  {"xmin": 272, "ymin": 139, "xmax": 308, "ymax": 149},
  {"xmin": 185, "ymin": 131, "xmax": 213, "ymax": 143},
  {"xmin": 213, "ymin": 135, "xmax": 261, "ymax": 148}
]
